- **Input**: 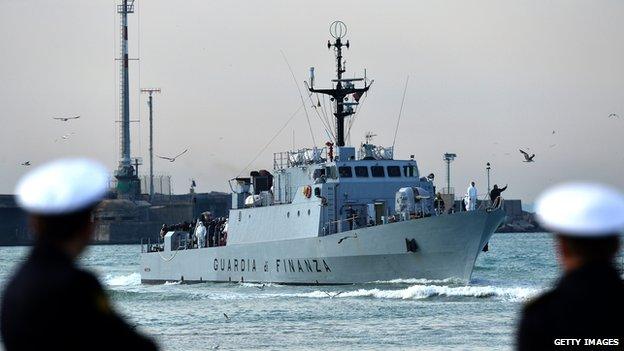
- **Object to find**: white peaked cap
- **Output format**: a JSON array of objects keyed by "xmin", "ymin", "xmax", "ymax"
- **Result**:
[
  {"xmin": 15, "ymin": 158, "xmax": 109, "ymax": 215},
  {"xmin": 535, "ymin": 182, "xmax": 624, "ymax": 237}
]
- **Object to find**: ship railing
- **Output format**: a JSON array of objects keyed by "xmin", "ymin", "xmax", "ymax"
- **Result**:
[
  {"xmin": 141, "ymin": 237, "xmax": 165, "ymax": 253},
  {"xmin": 441, "ymin": 187, "xmax": 454, "ymax": 195},
  {"xmin": 273, "ymin": 147, "xmax": 327, "ymax": 170},
  {"xmin": 479, "ymin": 196, "xmax": 505, "ymax": 212},
  {"xmin": 322, "ymin": 215, "xmax": 361, "ymax": 235},
  {"xmin": 357, "ymin": 145, "xmax": 394, "ymax": 161}
]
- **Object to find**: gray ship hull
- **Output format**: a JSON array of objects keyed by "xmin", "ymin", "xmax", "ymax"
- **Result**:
[{"xmin": 140, "ymin": 208, "xmax": 505, "ymax": 284}]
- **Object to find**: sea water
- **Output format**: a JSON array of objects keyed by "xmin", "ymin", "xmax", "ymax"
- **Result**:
[{"xmin": 0, "ymin": 233, "xmax": 598, "ymax": 350}]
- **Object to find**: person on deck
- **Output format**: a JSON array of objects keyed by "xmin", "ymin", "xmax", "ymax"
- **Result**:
[
  {"xmin": 489, "ymin": 184, "xmax": 508, "ymax": 207},
  {"xmin": 195, "ymin": 220, "xmax": 206, "ymax": 248},
  {"xmin": 466, "ymin": 182, "xmax": 478, "ymax": 211},
  {"xmin": 434, "ymin": 193, "xmax": 445, "ymax": 215}
]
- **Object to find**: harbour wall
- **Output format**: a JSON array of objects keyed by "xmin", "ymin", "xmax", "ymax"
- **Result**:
[{"xmin": 0, "ymin": 192, "xmax": 231, "ymax": 246}]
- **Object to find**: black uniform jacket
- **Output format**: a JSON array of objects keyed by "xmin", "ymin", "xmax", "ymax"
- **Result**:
[
  {"xmin": 517, "ymin": 262, "xmax": 624, "ymax": 351},
  {"xmin": 1, "ymin": 243, "xmax": 158, "ymax": 351}
]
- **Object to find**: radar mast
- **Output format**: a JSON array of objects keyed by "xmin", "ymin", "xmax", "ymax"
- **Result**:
[{"xmin": 309, "ymin": 21, "xmax": 370, "ymax": 147}]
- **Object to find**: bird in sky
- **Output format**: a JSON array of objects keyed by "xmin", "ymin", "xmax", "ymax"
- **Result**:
[
  {"xmin": 53, "ymin": 115, "xmax": 80, "ymax": 121},
  {"xmin": 519, "ymin": 149, "xmax": 535, "ymax": 162},
  {"xmin": 156, "ymin": 149, "xmax": 188, "ymax": 162},
  {"xmin": 549, "ymin": 144, "xmax": 556, "ymax": 148},
  {"xmin": 55, "ymin": 132, "xmax": 75, "ymax": 142},
  {"xmin": 21, "ymin": 161, "xmax": 31, "ymax": 166},
  {"xmin": 551, "ymin": 130, "xmax": 556, "ymax": 135},
  {"xmin": 608, "ymin": 113, "xmax": 619, "ymax": 119}
]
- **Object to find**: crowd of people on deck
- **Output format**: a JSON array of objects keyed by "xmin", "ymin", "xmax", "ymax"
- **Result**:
[{"xmin": 159, "ymin": 212, "xmax": 228, "ymax": 249}]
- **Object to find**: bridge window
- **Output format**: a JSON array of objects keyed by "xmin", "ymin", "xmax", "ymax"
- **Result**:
[
  {"xmin": 387, "ymin": 166, "xmax": 401, "ymax": 177},
  {"xmin": 312, "ymin": 168, "xmax": 326, "ymax": 179},
  {"xmin": 354, "ymin": 166, "xmax": 369, "ymax": 177},
  {"xmin": 338, "ymin": 166, "xmax": 352, "ymax": 178},
  {"xmin": 371, "ymin": 166, "xmax": 385, "ymax": 178},
  {"xmin": 403, "ymin": 165, "xmax": 416, "ymax": 177},
  {"xmin": 325, "ymin": 166, "xmax": 338, "ymax": 179}
]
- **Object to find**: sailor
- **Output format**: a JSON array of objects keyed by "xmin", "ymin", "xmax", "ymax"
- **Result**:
[
  {"xmin": 159, "ymin": 223, "xmax": 169, "ymax": 239},
  {"xmin": 465, "ymin": 182, "xmax": 478, "ymax": 211},
  {"xmin": 517, "ymin": 183, "xmax": 624, "ymax": 351},
  {"xmin": 489, "ymin": 184, "xmax": 507, "ymax": 207},
  {"xmin": 207, "ymin": 219, "xmax": 216, "ymax": 247},
  {"xmin": 346, "ymin": 205, "xmax": 357, "ymax": 230},
  {"xmin": 434, "ymin": 192, "xmax": 445, "ymax": 215},
  {"xmin": 195, "ymin": 220, "xmax": 207, "ymax": 248},
  {"xmin": 0, "ymin": 158, "xmax": 158, "ymax": 351}
]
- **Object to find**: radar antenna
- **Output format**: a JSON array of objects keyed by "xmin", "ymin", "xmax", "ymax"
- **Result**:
[
  {"xmin": 309, "ymin": 21, "xmax": 370, "ymax": 147},
  {"xmin": 364, "ymin": 131, "xmax": 377, "ymax": 144}
]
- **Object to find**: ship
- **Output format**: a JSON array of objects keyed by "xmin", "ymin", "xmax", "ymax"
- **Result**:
[{"xmin": 140, "ymin": 21, "xmax": 506, "ymax": 284}]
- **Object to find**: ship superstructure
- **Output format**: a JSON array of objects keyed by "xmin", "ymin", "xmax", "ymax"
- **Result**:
[{"xmin": 140, "ymin": 22, "xmax": 505, "ymax": 284}]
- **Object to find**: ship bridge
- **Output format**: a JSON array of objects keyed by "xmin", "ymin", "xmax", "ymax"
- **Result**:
[{"xmin": 224, "ymin": 20, "xmax": 437, "ymax": 244}]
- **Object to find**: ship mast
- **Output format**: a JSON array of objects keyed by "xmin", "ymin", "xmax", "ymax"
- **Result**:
[{"xmin": 309, "ymin": 21, "xmax": 370, "ymax": 147}]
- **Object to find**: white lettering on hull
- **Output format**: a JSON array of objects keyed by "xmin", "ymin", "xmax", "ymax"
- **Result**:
[{"xmin": 213, "ymin": 258, "xmax": 331, "ymax": 274}]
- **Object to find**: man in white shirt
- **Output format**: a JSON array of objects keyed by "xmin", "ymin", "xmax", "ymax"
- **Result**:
[{"xmin": 466, "ymin": 182, "xmax": 478, "ymax": 211}]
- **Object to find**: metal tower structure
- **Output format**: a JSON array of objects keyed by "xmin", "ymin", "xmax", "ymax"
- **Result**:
[
  {"xmin": 309, "ymin": 21, "xmax": 370, "ymax": 147},
  {"xmin": 141, "ymin": 88, "xmax": 161, "ymax": 199},
  {"xmin": 115, "ymin": 0, "xmax": 140, "ymax": 197},
  {"xmin": 443, "ymin": 153, "xmax": 457, "ymax": 194}
]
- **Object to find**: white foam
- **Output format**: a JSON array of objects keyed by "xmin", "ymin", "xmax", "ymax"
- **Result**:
[
  {"xmin": 239, "ymin": 282, "xmax": 282, "ymax": 288},
  {"xmin": 104, "ymin": 272, "xmax": 141, "ymax": 287},
  {"xmin": 371, "ymin": 277, "xmax": 464, "ymax": 285},
  {"xmin": 296, "ymin": 284, "xmax": 540, "ymax": 302}
]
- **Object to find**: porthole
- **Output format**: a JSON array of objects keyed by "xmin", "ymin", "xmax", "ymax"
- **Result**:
[
  {"xmin": 287, "ymin": 212, "xmax": 290, "ymax": 218},
  {"xmin": 307, "ymin": 209, "xmax": 311, "ymax": 215},
  {"xmin": 297, "ymin": 210, "xmax": 300, "ymax": 217}
]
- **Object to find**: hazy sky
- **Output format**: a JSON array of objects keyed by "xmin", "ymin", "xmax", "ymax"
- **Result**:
[{"xmin": 1, "ymin": 0, "xmax": 623, "ymax": 203}]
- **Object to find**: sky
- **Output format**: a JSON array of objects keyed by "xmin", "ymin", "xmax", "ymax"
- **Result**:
[{"xmin": 1, "ymin": 0, "xmax": 623, "ymax": 203}]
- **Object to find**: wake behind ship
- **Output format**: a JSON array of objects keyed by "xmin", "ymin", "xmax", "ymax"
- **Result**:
[{"xmin": 140, "ymin": 21, "xmax": 506, "ymax": 285}]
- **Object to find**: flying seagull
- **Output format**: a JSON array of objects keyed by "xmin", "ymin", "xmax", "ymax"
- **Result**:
[
  {"xmin": 156, "ymin": 149, "xmax": 188, "ymax": 162},
  {"xmin": 21, "ymin": 161, "xmax": 31, "ymax": 166},
  {"xmin": 53, "ymin": 115, "xmax": 80, "ymax": 121},
  {"xmin": 55, "ymin": 132, "xmax": 75, "ymax": 142},
  {"xmin": 608, "ymin": 113, "xmax": 619, "ymax": 119},
  {"xmin": 519, "ymin": 149, "xmax": 535, "ymax": 162},
  {"xmin": 323, "ymin": 291, "xmax": 344, "ymax": 298}
]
